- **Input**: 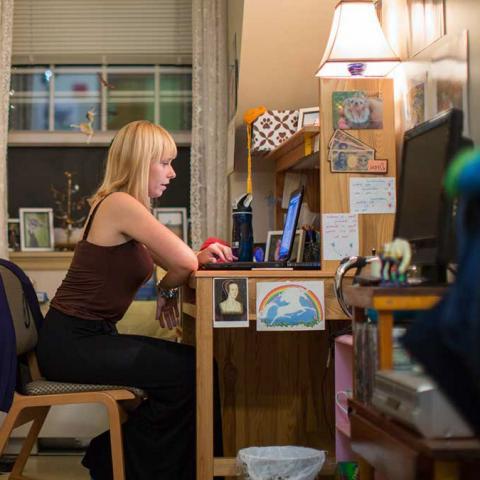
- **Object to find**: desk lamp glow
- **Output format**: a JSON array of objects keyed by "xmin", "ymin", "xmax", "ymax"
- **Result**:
[{"xmin": 316, "ymin": 0, "xmax": 400, "ymax": 77}]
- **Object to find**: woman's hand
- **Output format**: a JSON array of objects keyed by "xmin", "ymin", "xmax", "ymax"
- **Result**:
[
  {"xmin": 196, "ymin": 242, "xmax": 236, "ymax": 265},
  {"xmin": 156, "ymin": 295, "xmax": 180, "ymax": 329}
]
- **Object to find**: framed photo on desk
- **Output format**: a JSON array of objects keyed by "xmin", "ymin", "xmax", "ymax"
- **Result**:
[
  {"xmin": 266, "ymin": 229, "xmax": 305, "ymax": 262},
  {"xmin": 19, "ymin": 208, "xmax": 54, "ymax": 252},
  {"xmin": 153, "ymin": 207, "xmax": 188, "ymax": 242},
  {"xmin": 7, "ymin": 218, "xmax": 20, "ymax": 251},
  {"xmin": 297, "ymin": 107, "xmax": 320, "ymax": 131}
]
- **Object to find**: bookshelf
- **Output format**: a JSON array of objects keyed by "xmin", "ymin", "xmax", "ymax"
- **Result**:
[
  {"xmin": 262, "ymin": 125, "xmax": 320, "ymax": 228},
  {"xmin": 260, "ymin": 77, "xmax": 396, "ymax": 271}
]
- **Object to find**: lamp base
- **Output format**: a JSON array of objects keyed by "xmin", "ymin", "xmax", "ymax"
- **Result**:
[{"xmin": 347, "ymin": 62, "xmax": 366, "ymax": 76}]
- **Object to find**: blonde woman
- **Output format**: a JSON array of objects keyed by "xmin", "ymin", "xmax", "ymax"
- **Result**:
[{"xmin": 36, "ymin": 121, "xmax": 231, "ymax": 480}]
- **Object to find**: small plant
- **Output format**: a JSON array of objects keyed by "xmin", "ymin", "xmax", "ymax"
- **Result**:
[{"xmin": 51, "ymin": 171, "xmax": 88, "ymax": 249}]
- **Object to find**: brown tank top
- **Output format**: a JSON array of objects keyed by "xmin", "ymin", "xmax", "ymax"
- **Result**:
[{"xmin": 50, "ymin": 195, "xmax": 154, "ymax": 322}]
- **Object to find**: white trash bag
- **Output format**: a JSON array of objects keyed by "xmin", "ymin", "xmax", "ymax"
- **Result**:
[{"xmin": 236, "ymin": 446, "xmax": 326, "ymax": 480}]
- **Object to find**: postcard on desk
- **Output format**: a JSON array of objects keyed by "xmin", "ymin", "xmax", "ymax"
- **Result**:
[{"xmin": 256, "ymin": 281, "xmax": 325, "ymax": 331}]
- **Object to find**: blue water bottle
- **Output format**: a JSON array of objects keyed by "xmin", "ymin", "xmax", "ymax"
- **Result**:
[{"xmin": 232, "ymin": 193, "xmax": 253, "ymax": 261}]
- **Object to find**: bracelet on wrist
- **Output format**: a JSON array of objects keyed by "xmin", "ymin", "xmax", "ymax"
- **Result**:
[{"xmin": 157, "ymin": 285, "xmax": 179, "ymax": 300}]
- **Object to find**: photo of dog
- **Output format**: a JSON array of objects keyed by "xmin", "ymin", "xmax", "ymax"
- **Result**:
[
  {"xmin": 343, "ymin": 93, "xmax": 370, "ymax": 126},
  {"xmin": 332, "ymin": 91, "xmax": 384, "ymax": 130}
]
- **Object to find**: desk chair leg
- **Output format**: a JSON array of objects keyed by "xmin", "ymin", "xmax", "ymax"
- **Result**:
[
  {"xmin": 10, "ymin": 406, "xmax": 50, "ymax": 478},
  {"xmin": 0, "ymin": 403, "xmax": 23, "ymax": 457},
  {"xmin": 104, "ymin": 397, "xmax": 126, "ymax": 480}
]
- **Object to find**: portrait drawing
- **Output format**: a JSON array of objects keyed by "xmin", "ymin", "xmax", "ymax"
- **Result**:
[{"xmin": 213, "ymin": 278, "xmax": 249, "ymax": 328}]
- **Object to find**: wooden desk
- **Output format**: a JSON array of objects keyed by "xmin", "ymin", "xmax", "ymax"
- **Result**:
[
  {"xmin": 183, "ymin": 270, "xmax": 347, "ymax": 479},
  {"xmin": 343, "ymin": 285, "xmax": 445, "ymax": 369},
  {"xmin": 343, "ymin": 285, "xmax": 480, "ymax": 479},
  {"xmin": 349, "ymin": 399, "xmax": 480, "ymax": 480}
]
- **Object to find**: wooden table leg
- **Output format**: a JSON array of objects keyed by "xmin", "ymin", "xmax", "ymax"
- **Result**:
[
  {"xmin": 196, "ymin": 278, "xmax": 214, "ymax": 480},
  {"xmin": 434, "ymin": 461, "xmax": 460, "ymax": 480},
  {"xmin": 356, "ymin": 456, "xmax": 374, "ymax": 480},
  {"xmin": 377, "ymin": 311, "xmax": 394, "ymax": 370}
]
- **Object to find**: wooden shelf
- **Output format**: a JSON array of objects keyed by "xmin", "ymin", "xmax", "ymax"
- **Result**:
[
  {"xmin": 9, "ymin": 251, "xmax": 74, "ymax": 270},
  {"xmin": 291, "ymin": 152, "xmax": 319, "ymax": 171},
  {"xmin": 343, "ymin": 285, "xmax": 446, "ymax": 311},
  {"xmin": 260, "ymin": 125, "xmax": 320, "ymax": 172},
  {"xmin": 262, "ymin": 126, "xmax": 320, "ymax": 228}
]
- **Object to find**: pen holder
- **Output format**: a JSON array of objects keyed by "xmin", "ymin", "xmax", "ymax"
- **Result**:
[{"xmin": 303, "ymin": 240, "xmax": 320, "ymax": 262}]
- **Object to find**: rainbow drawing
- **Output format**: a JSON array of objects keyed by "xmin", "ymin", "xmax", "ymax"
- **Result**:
[{"xmin": 256, "ymin": 281, "xmax": 325, "ymax": 330}]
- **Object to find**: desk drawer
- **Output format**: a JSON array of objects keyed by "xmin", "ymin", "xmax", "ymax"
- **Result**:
[{"xmin": 350, "ymin": 410, "xmax": 418, "ymax": 480}]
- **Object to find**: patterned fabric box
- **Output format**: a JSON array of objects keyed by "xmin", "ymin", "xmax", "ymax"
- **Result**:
[{"xmin": 252, "ymin": 110, "xmax": 299, "ymax": 152}]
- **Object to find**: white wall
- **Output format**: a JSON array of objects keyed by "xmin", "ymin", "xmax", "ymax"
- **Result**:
[
  {"xmin": 229, "ymin": 0, "xmax": 338, "ymax": 243},
  {"xmin": 383, "ymin": 0, "xmax": 480, "ymax": 146}
]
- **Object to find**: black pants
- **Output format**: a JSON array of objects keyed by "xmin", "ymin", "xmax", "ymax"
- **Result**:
[{"xmin": 36, "ymin": 308, "xmax": 223, "ymax": 480}]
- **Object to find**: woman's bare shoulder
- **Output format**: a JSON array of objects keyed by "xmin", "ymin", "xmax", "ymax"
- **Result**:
[
  {"xmin": 100, "ymin": 192, "xmax": 146, "ymax": 216},
  {"xmin": 103, "ymin": 191, "xmax": 139, "ymax": 206},
  {"xmin": 89, "ymin": 192, "xmax": 149, "ymax": 236}
]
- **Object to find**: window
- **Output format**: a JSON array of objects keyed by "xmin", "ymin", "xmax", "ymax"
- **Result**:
[
  {"xmin": 9, "ymin": 68, "xmax": 49, "ymax": 130},
  {"xmin": 9, "ymin": 65, "xmax": 192, "ymax": 132}
]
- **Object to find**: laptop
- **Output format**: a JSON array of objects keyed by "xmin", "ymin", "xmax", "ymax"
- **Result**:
[{"xmin": 202, "ymin": 186, "xmax": 320, "ymax": 270}]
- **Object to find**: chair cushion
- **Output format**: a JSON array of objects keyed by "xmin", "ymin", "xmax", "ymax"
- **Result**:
[{"xmin": 24, "ymin": 380, "xmax": 145, "ymax": 398}]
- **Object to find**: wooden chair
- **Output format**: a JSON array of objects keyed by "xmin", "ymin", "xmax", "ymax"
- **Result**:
[{"xmin": 0, "ymin": 264, "xmax": 145, "ymax": 480}]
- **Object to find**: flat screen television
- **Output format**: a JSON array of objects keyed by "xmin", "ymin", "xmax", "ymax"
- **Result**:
[{"xmin": 394, "ymin": 108, "xmax": 473, "ymax": 283}]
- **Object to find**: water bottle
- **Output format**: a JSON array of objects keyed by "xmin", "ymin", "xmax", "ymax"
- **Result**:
[{"xmin": 232, "ymin": 193, "xmax": 253, "ymax": 261}]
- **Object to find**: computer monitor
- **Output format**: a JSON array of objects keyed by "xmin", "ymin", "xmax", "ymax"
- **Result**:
[{"xmin": 394, "ymin": 108, "xmax": 473, "ymax": 282}]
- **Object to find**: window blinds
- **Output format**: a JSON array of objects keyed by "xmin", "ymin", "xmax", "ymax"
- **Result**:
[{"xmin": 12, "ymin": 0, "xmax": 192, "ymax": 65}]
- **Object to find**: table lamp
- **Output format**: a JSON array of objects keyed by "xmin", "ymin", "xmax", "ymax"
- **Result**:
[{"xmin": 316, "ymin": 0, "xmax": 400, "ymax": 77}]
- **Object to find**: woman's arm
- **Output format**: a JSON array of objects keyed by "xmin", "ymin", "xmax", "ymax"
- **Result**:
[
  {"xmin": 149, "ymin": 251, "xmax": 197, "ymax": 288},
  {"xmin": 105, "ymin": 193, "xmax": 199, "ymax": 287}
]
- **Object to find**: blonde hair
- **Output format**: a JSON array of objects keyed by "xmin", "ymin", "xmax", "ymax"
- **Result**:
[{"xmin": 90, "ymin": 120, "xmax": 177, "ymax": 208}]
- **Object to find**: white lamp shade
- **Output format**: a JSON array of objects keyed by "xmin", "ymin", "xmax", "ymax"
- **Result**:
[{"xmin": 316, "ymin": 0, "xmax": 400, "ymax": 77}]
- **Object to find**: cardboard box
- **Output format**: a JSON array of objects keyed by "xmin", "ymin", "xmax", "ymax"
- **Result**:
[{"xmin": 252, "ymin": 110, "xmax": 299, "ymax": 152}]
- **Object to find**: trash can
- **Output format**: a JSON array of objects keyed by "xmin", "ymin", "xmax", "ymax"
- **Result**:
[{"xmin": 236, "ymin": 446, "xmax": 326, "ymax": 480}]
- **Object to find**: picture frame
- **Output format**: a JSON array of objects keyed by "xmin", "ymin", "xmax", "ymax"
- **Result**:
[
  {"xmin": 213, "ymin": 277, "xmax": 249, "ymax": 328},
  {"xmin": 7, "ymin": 219, "xmax": 20, "ymax": 252},
  {"xmin": 153, "ymin": 207, "xmax": 188, "ymax": 242},
  {"xmin": 19, "ymin": 208, "xmax": 54, "ymax": 252},
  {"xmin": 297, "ymin": 107, "xmax": 320, "ymax": 131},
  {"xmin": 265, "ymin": 229, "xmax": 305, "ymax": 262},
  {"xmin": 332, "ymin": 91, "xmax": 383, "ymax": 130},
  {"xmin": 398, "ymin": 31, "xmax": 469, "ymax": 136}
]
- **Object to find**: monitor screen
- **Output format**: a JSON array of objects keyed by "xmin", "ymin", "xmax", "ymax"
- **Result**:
[
  {"xmin": 394, "ymin": 108, "xmax": 468, "ymax": 270},
  {"xmin": 278, "ymin": 186, "xmax": 304, "ymax": 260}
]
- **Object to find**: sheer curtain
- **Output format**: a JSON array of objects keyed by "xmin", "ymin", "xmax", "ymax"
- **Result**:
[
  {"xmin": 190, "ymin": 0, "xmax": 228, "ymax": 249},
  {"xmin": 0, "ymin": 0, "xmax": 13, "ymax": 258}
]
